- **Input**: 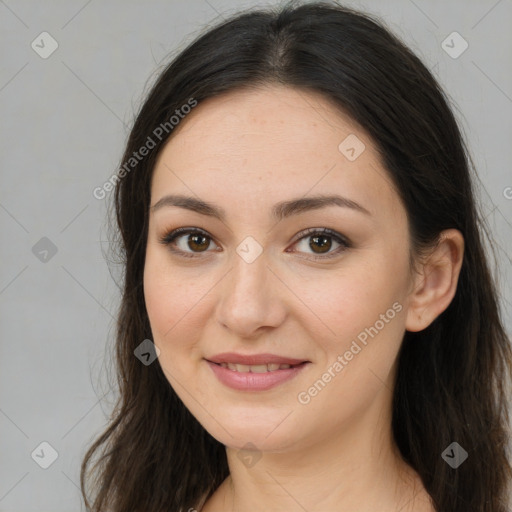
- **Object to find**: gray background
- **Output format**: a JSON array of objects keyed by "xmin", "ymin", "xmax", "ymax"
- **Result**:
[{"xmin": 1, "ymin": 0, "xmax": 511, "ymax": 510}]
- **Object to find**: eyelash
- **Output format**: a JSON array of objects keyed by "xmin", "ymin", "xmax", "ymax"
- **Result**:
[{"xmin": 158, "ymin": 226, "xmax": 351, "ymax": 261}]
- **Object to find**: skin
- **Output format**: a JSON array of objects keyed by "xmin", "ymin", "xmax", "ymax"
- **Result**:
[{"xmin": 143, "ymin": 85, "xmax": 464, "ymax": 512}]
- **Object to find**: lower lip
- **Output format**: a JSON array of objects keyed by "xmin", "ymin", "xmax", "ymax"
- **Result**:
[{"xmin": 206, "ymin": 360, "xmax": 309, "ymax": 391}]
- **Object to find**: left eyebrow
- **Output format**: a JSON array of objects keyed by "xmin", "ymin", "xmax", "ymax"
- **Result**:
[{"xmin": 150, "ymin": 193, "xmax": 372, "ymax": 221}]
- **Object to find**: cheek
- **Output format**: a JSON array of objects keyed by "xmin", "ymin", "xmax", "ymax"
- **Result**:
[
  {"xmin": 308, "ymin": 259, "xmax": 405, "ymax": 343},
  {"xmin": 143, "ymin": 250, "xmax": 200, "ymax": 358},
  {"xmin": 143, "ymin": 266, "xmax": 202, "ymax": 405},
  {"xmin": 292, "ymin": 266, "xmax": 406, "ymax": 431},
  {"xmin": 301, "ymin": 248, "xmax": 409, "ymax": 396},
  {"xmin": 143, "ymin": 254, "xmax": 175, "ymax": 340}
]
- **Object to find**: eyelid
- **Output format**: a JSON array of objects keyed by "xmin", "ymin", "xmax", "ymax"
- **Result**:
[
  {"xmin": 158, "ymin": 227, "xmax": 220, "ymax": 257},
  {"xmin": 159, "ymin": 226, "xmax": 209, "ymax": 241},
  {"xmin": 291, "ymin": 227, "xmax": 350, "ymax": 247},
  {"xmin": 158, "ymin": 226, "xmax": 351, "ymax": 259}
]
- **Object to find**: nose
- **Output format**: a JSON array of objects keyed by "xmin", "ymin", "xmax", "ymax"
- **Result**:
[{"xmin": 214, "ymin": 250, "xmax": 287, "ymax": 339}]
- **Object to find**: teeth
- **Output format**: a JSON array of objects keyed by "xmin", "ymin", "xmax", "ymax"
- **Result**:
[
  {"xmin": 219, "ymin": 362, "xmax": 294, "ymax": 372},
  {"xmin": 249, "ymin": 364, "xmax": 268, "ymax": 373}
]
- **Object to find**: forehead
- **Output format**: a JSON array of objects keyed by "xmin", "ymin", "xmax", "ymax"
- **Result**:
[{"xmin": 150, "ymin": 85, "xmax": 403, "ymax": 225}]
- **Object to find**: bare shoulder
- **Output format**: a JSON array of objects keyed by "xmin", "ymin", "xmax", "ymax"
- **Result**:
[
  {"xmin": 411, "ymin": 489, "xmax": 437, "ymax": 512},
  {"xmin": 407, "ymin": 476, "xmax": 437, "ymax": 512},
  {"xmin": 397, "ymin": 463, "xmax": 437, "ymax": 512},
  {"xmin": 197, "ymin": 478, "xmax": 231, "ymax": 512}
]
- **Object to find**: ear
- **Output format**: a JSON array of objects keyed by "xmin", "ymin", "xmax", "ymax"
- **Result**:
[{"xmin": 405, "ymin": 229, "xmax": 465, "ymax": 332}]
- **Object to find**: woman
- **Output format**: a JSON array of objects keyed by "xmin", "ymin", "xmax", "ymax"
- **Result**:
[{"xmin": 80, "ymin": 2, "xmax": 512, "ymax": 511}]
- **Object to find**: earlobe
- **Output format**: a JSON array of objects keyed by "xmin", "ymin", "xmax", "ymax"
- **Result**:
[{"xmin": 405, "ymin": 229, "xmax": 465, "ymax": 332}]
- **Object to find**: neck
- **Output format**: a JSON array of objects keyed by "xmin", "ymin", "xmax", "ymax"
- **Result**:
[{"xmin": 201, "ymin": 387, "xmax": 429, "ymax": 512}]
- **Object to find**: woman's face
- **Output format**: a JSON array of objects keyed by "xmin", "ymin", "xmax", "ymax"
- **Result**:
[{"xmin": 143, "ymin": 85, "xmax": 416, "ymax": 452}]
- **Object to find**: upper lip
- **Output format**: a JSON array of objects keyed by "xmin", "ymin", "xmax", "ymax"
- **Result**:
[{"xmin": 206, "ymin": 352, "xmax": 309, "ymax": 366}]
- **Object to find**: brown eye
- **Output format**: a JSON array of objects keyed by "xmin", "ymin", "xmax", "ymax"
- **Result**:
[
  {"xmin": 186, "ymin": 233, "xmax": 210, "ymax": 252},
  {"xmin": 308, "ymin": 234, "xmax": 332, "ymax": 254},
  {"xmin": 159, "ymin": 226, "xmax": 350, "ymax": 260},
  {"xmin": 290, "ymin": 228, "xmax": 350, "ymax": 260},
  {"xmin": 159, "ymin": 227, "xmax": 218, "ymax": 258}
]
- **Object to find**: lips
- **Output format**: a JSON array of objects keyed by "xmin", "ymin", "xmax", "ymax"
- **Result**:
[
  {"xmin": 206, "ymin": 352, "xmax": 309, "ymax": 366},
  {"xmin": 206, "ymin": 358, "xmax": 310, "ymax": 391},
  {"xmin": 217, "ymin": 362, "xmax": 300, "ymax": 372}
]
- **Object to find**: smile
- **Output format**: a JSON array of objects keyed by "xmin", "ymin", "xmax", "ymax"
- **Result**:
[
  {"xmin": 206, "ymin": 360, "xmax": 310, "ymax": 391},
  {"xmin": 217, "ymin": 362, "xmax": 299, "ymax": 372}
]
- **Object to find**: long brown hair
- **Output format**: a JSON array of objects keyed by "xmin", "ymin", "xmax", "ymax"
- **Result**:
[{"xmin": 80, "ymin": 2, "xmax": 512, "ymax": 511}]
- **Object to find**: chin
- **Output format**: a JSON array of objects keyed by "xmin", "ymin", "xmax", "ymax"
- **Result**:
[{"xmin": 199, "ymin": 411, "xmax": 303, "ymax": 452}]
